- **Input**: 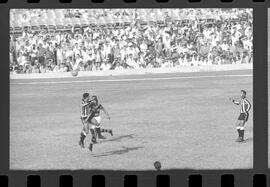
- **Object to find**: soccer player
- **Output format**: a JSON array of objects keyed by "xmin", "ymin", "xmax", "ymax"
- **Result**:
[
  {"xmin": 91, "ymin": 95, "xmax": 113, "ymax": 139},
  {"xmin": 230, "ymin": 90, "xmax": 251, "ymax": 142},
  {"xmin": 78, "ymin": 93, "xmax": 99, "ymax": 151}
]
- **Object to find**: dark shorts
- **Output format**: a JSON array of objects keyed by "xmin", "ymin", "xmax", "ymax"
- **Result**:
[{"xmin": 238, "ymin": 113, "xmax": 249, "ymax": 122}]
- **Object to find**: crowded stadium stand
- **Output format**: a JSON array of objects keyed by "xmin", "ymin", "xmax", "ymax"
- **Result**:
[{"xmin": 9, "ymin": 9, "xmax": 253, "ymax": 74}]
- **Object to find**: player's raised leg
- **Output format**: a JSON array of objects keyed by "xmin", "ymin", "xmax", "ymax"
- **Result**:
[{"xmin": 96, "ymin": 126, "xmax": 106, "ymax": 139}]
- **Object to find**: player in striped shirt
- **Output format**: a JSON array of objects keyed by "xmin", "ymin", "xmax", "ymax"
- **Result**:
[
  {"xmin": 230, "ymin": 90, "xmax": 251, "ymax": 142},
  {"xmin": 79, "ymin": 93, "xmax": 100, "ymax": 151}
]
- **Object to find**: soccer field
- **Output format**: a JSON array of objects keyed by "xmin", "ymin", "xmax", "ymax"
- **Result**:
[{"xmin": 10, "ymin": 70, "xmax": 253, "ymax": 170}]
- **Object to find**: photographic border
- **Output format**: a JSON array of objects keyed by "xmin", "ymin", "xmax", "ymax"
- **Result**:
[{"xmin": 1, "ymin": 0, "xmax": 269, "ymax": 186}]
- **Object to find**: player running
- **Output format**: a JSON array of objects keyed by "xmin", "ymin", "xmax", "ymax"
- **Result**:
[
  {"xmin": 230, "ymin": 90, "xmax": 251, "ymax": 142},
  {"xmin": 78, "ymin": 93, "xmax": 100, "ymax": 151},
  {"xmin": 91, "ymin": 95, "xmax": 113, "ymax": 139}
]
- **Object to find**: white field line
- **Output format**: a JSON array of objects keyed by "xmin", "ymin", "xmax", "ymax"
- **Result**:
[{"xmin": 11, "ymin": 74, "xmax": 252, "ymax": 85}]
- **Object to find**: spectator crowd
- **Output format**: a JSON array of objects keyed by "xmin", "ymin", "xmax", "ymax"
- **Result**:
[{"xmin": 9, "ymin": 9, "xmax": 253, "ymax": 74}]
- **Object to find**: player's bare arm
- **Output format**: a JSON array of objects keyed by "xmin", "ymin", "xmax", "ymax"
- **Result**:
[
  {"xmin": 100, "ymin": 105, "xmax": 110, "ymax": 120},
  {"xmin": 230, "ymin": 98, "xmax": 240, "ymax": 105}
]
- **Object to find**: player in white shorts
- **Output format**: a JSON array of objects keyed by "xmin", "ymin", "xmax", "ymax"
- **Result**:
[{"xmin": 91, "ymin": 95, "xmax": 113, "ymax": 139}]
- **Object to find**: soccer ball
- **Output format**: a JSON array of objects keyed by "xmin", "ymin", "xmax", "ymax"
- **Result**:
[
  {"xmin": 71, "ymin": 70, "xmax": 78, "ymax": 77},
  {"xmin": 154, "ymin": 161, "xmax": 161, "ymax": 170}
]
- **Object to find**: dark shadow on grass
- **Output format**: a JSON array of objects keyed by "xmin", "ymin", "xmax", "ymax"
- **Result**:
[
  {"xmin": 99, "ymin": 134, "xmax": 134, "ymax": 144},
  {"xmin": 93, "ymin": 146, "xmax": 144, "ymax": 157}
]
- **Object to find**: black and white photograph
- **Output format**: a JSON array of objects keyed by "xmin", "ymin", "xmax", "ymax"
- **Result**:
[{"xmin": 10, "ymin": 8, "xmax": 253, "ymax": 170}]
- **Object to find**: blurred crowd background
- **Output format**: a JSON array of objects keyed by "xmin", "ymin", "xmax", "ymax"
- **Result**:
[{"xmin": 10, "ymin": 9, "xmax": 253, "ymax": 74}]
